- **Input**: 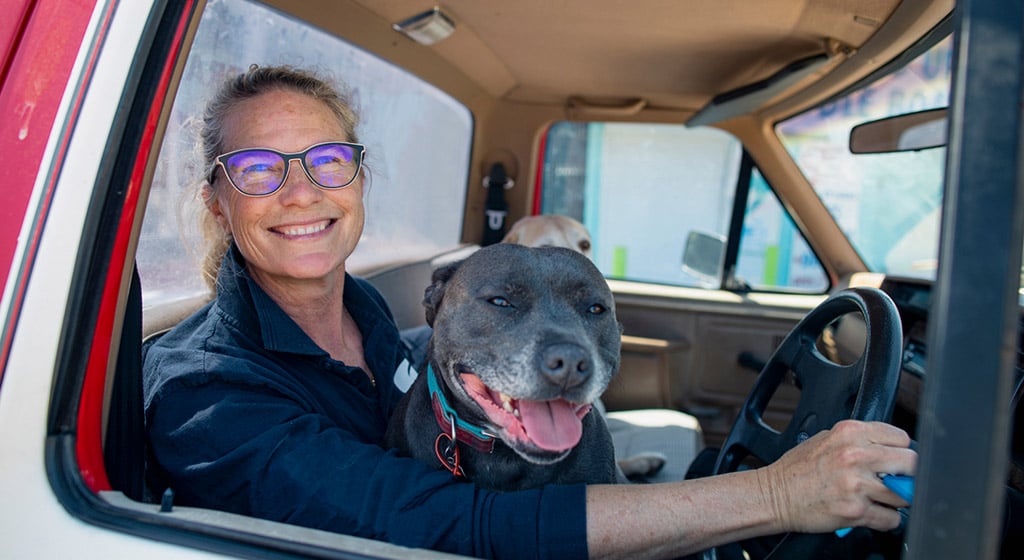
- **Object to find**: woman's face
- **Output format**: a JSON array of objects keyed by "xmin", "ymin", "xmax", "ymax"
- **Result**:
[{"xmin": 208, "ymin": 88, "xmax": 365, "ymax": 289}]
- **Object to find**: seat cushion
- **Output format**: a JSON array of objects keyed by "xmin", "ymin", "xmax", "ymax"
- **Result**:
[{"xmin": 605, "ymin": 408, "xmax": 704, "ymax": 483}]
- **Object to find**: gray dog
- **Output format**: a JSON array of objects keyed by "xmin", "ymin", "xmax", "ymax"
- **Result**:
[{"xmin": 385, "ymin": 243, "xmax": 623, "ymax": 491}]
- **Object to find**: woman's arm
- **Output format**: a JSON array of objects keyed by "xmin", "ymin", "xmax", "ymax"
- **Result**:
[
  {"xmin": 586, "ymin": 420, "xmax": 916, "ymax": 559},
  {"xmin": 148, "ymin": 379, "xmax": 590, "ymax": 558}
]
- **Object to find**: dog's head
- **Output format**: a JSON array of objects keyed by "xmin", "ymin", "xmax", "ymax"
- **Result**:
[
  {"xmin": 423, "ymin": 243, "xmax": 620, "ymax": 464},
  {"xmin": 502, "ymin": 215, "xmax": 593, "ymax": 258}
]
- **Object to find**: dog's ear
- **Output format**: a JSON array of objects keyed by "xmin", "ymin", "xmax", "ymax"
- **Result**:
[
  {"xmin": 501, "ymin": 229, "xmax": 519, "ymax": 244},
  {"xmin": 423, "ymin": 261, "xmax": 461, "ymax": 327}
]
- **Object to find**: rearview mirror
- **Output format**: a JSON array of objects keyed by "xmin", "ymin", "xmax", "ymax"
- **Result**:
[{"xmin": 849, "ymin": 108, "xmax": 948, "ymax": 154}]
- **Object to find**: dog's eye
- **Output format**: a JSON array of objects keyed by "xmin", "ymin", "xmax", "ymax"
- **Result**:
[
  {"xmin": 488, "ymin": 296, "xmax": 512, "ymax": 307},
  {"xmin": 588, "ymin": 303, "xmax": 606, "ymax": 315},
  {"xmin": 578, "ymin": 239, "xmax": 591, "ymax": 251}
]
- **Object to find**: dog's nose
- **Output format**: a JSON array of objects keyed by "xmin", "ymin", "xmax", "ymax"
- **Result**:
[{"xmin": 539, "ymin": 343, "xmax": 590, "ymax": 389}]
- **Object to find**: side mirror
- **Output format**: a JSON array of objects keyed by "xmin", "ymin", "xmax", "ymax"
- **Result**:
[
  {"xmin": 849, "ymin": 107, "xmax": 947, "ymax": 154},
  {"xmin": 681, "ymin": 231, "xmax": 725, "ymax": 286}
]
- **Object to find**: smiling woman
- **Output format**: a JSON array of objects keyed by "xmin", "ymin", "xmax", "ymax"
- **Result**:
[{"xmin": 142, "ymin": 64, "xmax": 603, "ymax": 558}]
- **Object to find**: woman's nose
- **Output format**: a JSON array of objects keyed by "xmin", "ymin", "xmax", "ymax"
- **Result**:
[{"xmin": 276, "ymin": 158, "xmax": 323, "ymax": 205}]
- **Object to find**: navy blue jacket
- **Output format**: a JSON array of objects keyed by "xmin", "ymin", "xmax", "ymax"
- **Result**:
[{"xmin": 143, "ymin": 245, "xmax": 588, "ymax": 558}]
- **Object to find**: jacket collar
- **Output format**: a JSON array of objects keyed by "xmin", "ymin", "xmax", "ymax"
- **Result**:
[{"xmin": 214, "ymin": 243, "xmax": 383, "ymax": 357}]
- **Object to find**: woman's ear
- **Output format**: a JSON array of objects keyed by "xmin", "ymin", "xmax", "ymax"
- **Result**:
[{"xmin": 203, "ymin": 183, "xmax": 231, "ymax": 233}]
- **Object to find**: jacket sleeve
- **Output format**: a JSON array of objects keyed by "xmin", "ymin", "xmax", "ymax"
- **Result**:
[{"xmin": 147, "ymin": 378, "xmax": 589, "ymax": 559}]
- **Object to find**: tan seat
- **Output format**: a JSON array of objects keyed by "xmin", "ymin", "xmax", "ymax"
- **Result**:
[{"xmin": 605, "ymin": 408, "xmax": 704, "ymax": 482}]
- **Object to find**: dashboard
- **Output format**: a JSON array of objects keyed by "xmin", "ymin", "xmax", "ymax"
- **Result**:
[
  {"xmin": 834, "ymin": 276, "xmax": 1024, "ymax": 490},
  {"xmin": 879, "ymin": 276, "xmax": 932, "ymax": 435},
  {"xmin": 829, "ymin": 277, "xmax": 931, "ymax": 432}
]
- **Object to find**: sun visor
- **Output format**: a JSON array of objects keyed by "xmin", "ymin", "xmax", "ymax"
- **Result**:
[{"xmin": 686, "ymin": 53, "xmax": 831, "ymax": 127}]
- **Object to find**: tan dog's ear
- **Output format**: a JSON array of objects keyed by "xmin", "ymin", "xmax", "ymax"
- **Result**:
[
  {"xmin": 501, "ymin": 228, "xmax": 520, "ymax": 244},
  {"xmin": 423, "ymin": 261, "xmax": 462, "ymax": 327}
]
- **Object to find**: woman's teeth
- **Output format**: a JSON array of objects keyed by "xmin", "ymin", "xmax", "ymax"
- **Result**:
[{"xmin": 280, "ymin": 221, "xmax": 328, "ymax": 236}]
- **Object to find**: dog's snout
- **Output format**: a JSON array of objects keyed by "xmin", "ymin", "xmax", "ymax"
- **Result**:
[{"xmin": 539, "ymin": 343, "xmax": 590, "ymax": 389}]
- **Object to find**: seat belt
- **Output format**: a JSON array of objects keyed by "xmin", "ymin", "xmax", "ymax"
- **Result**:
[
  {"xmin": 482, "ymin": 162, "xmax": 513, "ymax": 245},
  {"xmin": 105, "ymin": 265, "xmax": 146, "ymax": 502}
]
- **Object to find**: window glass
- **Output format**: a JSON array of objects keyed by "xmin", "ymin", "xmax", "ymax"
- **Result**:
[
  {"xmin": 777, "ymin": 36, "xmax": 952, "ymax": 279},
  {"xmin": 737, "ymin": 170, "xmax": 829, "ymax": 292},
  {"xmin": 139, "ymin": 0, "xmax": 472, "ymax": 306},
  {"xmin": 539, "ymin": 122, "xmax": 827, "ymax": 292},
  {"xmin": 541, "ymin": 122, "xmax": 739, "ymax": 286}
]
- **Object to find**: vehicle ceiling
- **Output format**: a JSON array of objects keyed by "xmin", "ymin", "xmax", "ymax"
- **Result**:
[{"xmin": 268, "ymin": 0, "xmax": 954, "ymax": 123}]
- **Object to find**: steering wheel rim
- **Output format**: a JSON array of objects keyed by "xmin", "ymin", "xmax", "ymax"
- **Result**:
[{"xmin": 705, "ymin": 287, "xmax": 903, "ymax": 560}]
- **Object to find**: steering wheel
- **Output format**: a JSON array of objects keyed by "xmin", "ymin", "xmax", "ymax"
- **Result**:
[{"xmin": 705, "ymin": 287, "xmax": 904, "ymax": 560}]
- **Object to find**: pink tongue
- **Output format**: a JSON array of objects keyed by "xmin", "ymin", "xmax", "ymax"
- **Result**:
[{"xmin": 517, "ymin": 399, "xmax": 583, "ymax": 451}]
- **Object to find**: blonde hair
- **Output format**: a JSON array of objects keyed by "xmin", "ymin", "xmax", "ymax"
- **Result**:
[{"xmin": 197, "ymin": 64, "xmax": 362, "ymax": 289}]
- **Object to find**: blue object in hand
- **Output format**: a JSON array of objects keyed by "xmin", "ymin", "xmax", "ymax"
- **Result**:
[
  {"xmin": 881, "ymin": 474, "xmax": 914, "ymax": 502},
  {"xmin": 835, "ymin": 474, "xmax": 914, "ymax": 537}
]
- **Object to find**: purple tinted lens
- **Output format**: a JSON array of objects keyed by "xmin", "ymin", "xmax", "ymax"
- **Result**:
[
  {"xmin": 305, "ymin": 143, "xmax": 359, "ymax": 187},
  {"xmin": 225, "ymin": 150, "xmax": 286, "ymax": 195}
]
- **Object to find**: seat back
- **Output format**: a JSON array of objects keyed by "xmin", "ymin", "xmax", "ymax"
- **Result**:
[
  {"xmin": 104, "ymin": 266, "xmax": 147, "ymax": 502},
  {"xmin": 361, "ymin": 245, "xmax": 479, "ymax": 330}
]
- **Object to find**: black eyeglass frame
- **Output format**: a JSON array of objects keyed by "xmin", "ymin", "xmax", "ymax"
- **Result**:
[{"xmin": 209, "ymin": 141, "xmax": 366, "ymax": 197}]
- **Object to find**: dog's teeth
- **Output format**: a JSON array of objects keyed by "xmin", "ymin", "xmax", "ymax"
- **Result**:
[
  {"xmin": 499, "ymin": 393, "xmax": 521, "ymax": 417},
  {"xmin": 500, "ymin": 393, "xmax": 515, "ymax": 413}
]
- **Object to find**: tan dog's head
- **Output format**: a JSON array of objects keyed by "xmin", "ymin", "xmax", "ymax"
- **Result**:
[{"xmin": 502, "ymin": 215, "xmax": 593, "ymax": 258}]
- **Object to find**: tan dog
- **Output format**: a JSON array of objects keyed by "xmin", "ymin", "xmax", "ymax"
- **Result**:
[
  {"xmin": 502, "ymin": 214, "xmax": 667, "ymax": 480},
  {"xmin": 503, "ymin": 215, "xmax": 593, "ymax": 258}
]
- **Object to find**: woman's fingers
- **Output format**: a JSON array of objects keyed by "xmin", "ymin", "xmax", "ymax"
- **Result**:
[
  {"xmin": 859, "ymin": 499, "xmax": 906, "ymax": 531},
  {"xmin": 767, "ymin": 420, "xmax": 917, "ymax": 533}
]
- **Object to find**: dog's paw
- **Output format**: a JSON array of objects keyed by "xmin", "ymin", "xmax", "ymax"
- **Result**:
[{"xmin": 618, "ymin": 452, "xmax": 668, "ymax": 480}]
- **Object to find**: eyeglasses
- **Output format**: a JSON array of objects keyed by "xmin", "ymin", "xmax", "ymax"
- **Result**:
[{"xmin": 211, "ymin": 141, "xmax": 366, "ymax": 196}]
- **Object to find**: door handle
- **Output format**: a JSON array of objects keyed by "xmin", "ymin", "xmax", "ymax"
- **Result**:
[{"xmin": 737, "ymin": 351, "xmax": 766, "ymax": 373}]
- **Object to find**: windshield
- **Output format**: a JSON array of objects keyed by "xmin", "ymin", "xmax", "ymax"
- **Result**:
[{"xmin": 777, "ymin": 36, "xmax": 952, "ymax": 280}]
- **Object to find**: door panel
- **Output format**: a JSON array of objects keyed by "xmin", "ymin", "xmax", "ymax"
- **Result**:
[{"xmin": 602, "ymin": 282, "xmax": 822, "ymax": 447}]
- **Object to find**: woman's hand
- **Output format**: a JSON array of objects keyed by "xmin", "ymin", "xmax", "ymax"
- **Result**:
[{"xmin": 759, "ymin": 419, "xmax": 917, "ymax": 534}]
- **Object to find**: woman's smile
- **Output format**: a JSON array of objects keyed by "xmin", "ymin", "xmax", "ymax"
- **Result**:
[{"xmin": 271, "ymin": 218, "xmax": 335, "ymax": 238}]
